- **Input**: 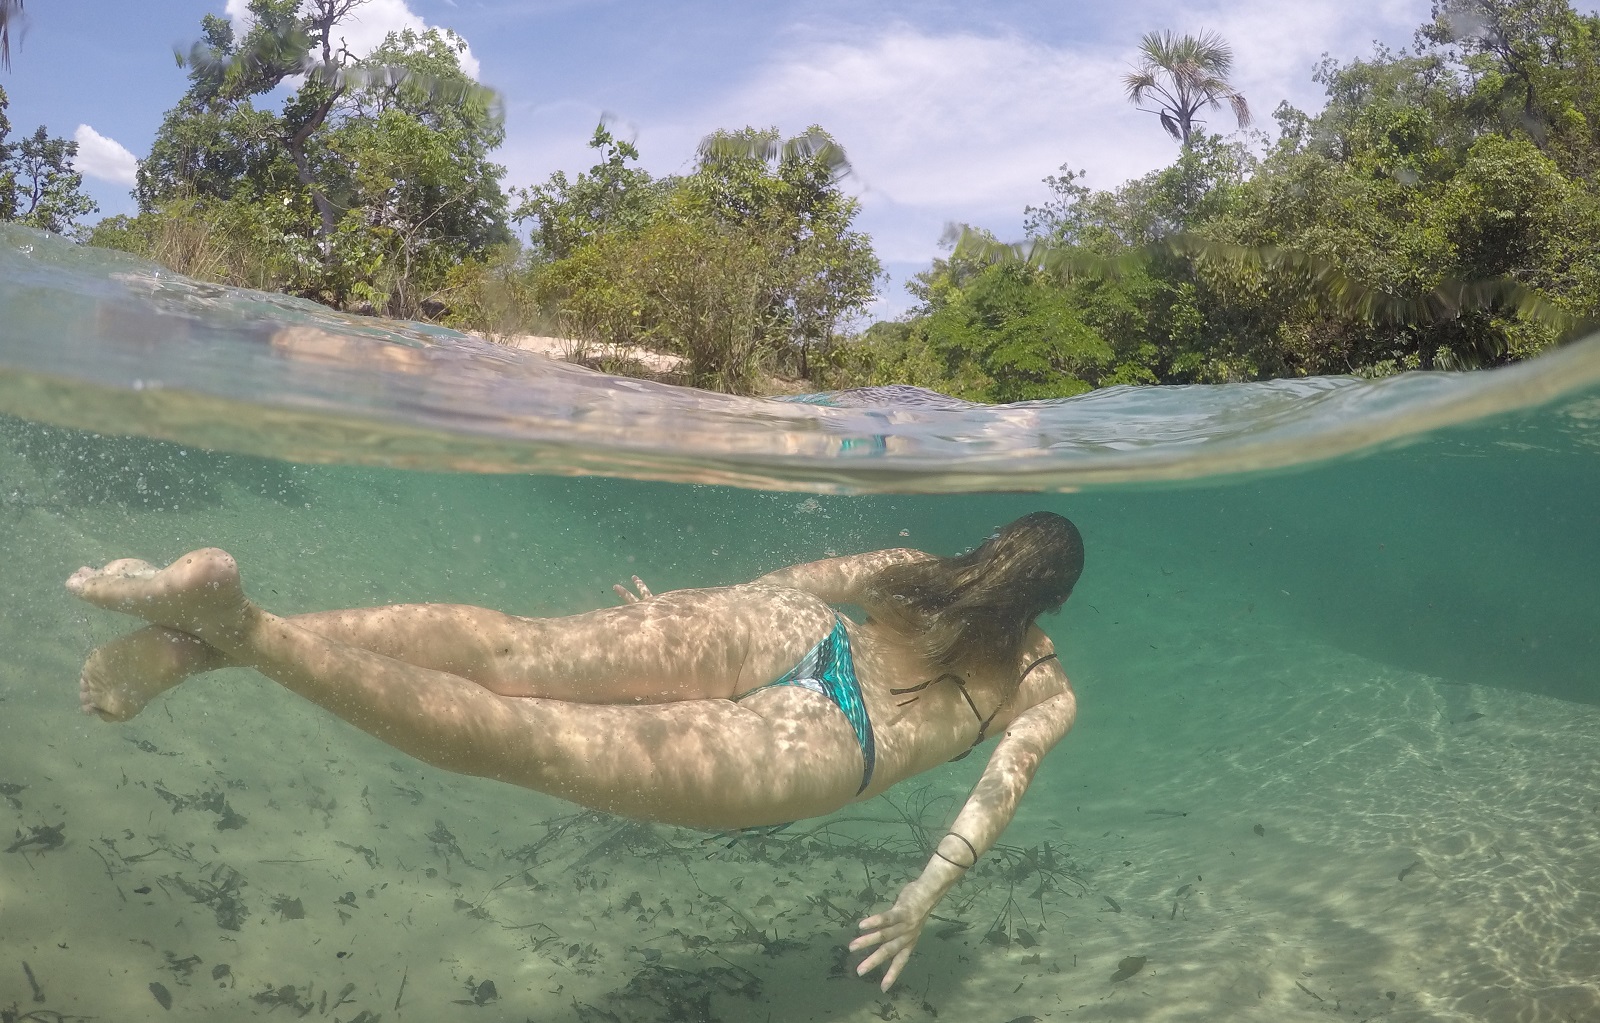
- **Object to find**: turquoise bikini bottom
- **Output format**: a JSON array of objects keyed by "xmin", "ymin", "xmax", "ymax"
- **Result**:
[{"xmin": 736, "ymin": 616, "xmax": 876, "ymax": 795}]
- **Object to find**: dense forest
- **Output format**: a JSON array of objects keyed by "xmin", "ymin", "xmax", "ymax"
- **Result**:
[{"xmin": 3, "ymin": 0, "xmax": 1598, "ymax": 397}]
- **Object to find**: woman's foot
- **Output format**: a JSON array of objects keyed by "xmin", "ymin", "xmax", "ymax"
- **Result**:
[
  {"xmin": 79, "ymin": 626, "xmax": 224, "ymax": 721},
  {"xmin": 66, "ymin": 548, "xmax": 256, "ymax": 649}
]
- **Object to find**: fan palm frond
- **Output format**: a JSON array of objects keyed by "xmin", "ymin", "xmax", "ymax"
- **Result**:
[
  {"xmin": 1, "ymin": 0, "xmax": 25, "ymax": 73},
  {"xmin": 696, "ymin": 128, "xmax": 853, "ymax": 181},
  {"xmin": 1124, "ymin": 29, "xmax": 1251, "ymax": 144}
]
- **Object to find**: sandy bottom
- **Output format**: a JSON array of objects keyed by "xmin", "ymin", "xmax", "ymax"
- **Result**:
[{"xmin": 1, "ymin": 453, "xmax": 1596, "ymax": 1023}]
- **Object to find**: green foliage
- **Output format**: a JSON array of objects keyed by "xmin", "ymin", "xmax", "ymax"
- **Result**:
[
  {"xmin": 679, "ymin": 126, "xmax": 882, "ymax": 375},
  {"xmin": 919, "ymin": 263, "xmax": 1112, "ymax": 401},
  {"xmin": 88, "ymin": 193, "xmax": 302, "ymax": 291},
  {"xmin": 1123, "ymin": 30, "xmax": 1252, "ymax": 145},
  {"xmin": 848, "ymin": 246, "xmax": 1114, "ymax": 400},
  {"xmin": 490, "ymin": 124, "xmax": 882, "ymax": 389},
  {"xmin": 513, "ymin": 125, "xmax": 669, "ymax": 261},
  {"xmin": 57, "ymin": 0, "xmax": 1600, "ymax": 401},
  {"xmin": 0, "ymin": 86, "xmax": 98, "ymax": 237},
  {"xmin": 843, "ymin": 2, "xmax": 1600, "ymax": 395},
  {"xmin": 537, "ymin": 215, "xmax": 789, "ymax": 393},
  {"xmin": 438, "ymin": 244, "xmax": 553, "ymax": 341},
  {"xmin": 0, "ymin": 84, "xmax": 14, "ymax": 222},
  {"xmin": 113, "ymin": 4, "xmax": 507, "ymax": 315},
  {"xmin": 1027, "ymin": 134, "xmax": 1257, "ymax": 250}
]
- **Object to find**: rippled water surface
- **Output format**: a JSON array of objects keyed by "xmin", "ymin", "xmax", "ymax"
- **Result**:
[{"xmin": 1, "ymin": 224, "xmax": 1597, "ymax": 1022}]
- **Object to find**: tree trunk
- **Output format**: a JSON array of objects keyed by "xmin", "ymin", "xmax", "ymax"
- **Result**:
[{"xmin": 284, "ymin": 93, "xmax": 341, "ymax": 250}]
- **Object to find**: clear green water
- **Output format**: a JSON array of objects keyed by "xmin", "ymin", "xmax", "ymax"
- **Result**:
[{"xmin": 1, "ymin": 225, "xmax": 1598, "ymax": 1022}]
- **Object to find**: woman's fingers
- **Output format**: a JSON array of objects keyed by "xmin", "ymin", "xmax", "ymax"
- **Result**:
[
  {"xmin": 880, "ymin": 947, "xmax": 913, "ymax": 991},
  {"xmin": 851, "ymin": 907, "xmax": 923, "ymax": 990},
  {"xmin": 852, "ymin": 911, "xmax": 894, "ymax": 942},
  {"xmin": 850, "ymin": 909, "xmax": 904, "ymax": 951},
  {"xmin": 854, "ymin": 933, "xmax": 915, "ymax": 989},
  {"xmin": 854, "ymin": 940, "xmax": 897, "ymax": 976},
  {"xmin": 611, "ymin": 576, "xmax": 653, "ymax": 604}
]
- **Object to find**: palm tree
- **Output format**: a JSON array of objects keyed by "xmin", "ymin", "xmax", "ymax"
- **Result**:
[
  {"xmin": 1, "ymin": 0, "xmax": 23, "ymax": 72},
  {"xmin": 1123, "ymin": 30, "xmax": 1251, "ymax": 145}
]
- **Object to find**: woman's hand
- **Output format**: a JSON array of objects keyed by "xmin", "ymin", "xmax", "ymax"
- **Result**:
[
  {"xmin": 850, "ymin": 876, "xmax": 942, "ymax": 991},
  {"xmin": 611, "ymin": 576, "xmax": 653, "ymax": 604}
]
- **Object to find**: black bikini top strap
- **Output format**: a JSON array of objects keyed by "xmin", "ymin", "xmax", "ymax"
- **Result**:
[
  {"xmin": 888, "ymin": 679, "xmax": 937, "ymax": 696},
  {"xmin": 893, "ymin": 672, "xmax": 982, "ymax": 716},
  {"xmin": 971, "ymin": 701, "xmax": 1002, "ymax": 744},
  {"xmin": 892, "ymin": 652, "xmax": 1061, "ymax": 762},
  {"xmin": 1021, "ymin": 653, "xmax": 1059, "ymax": 680},
  {"xmin": 948, "ymin": 652, "xmax": 1059, "ymax": 762}
]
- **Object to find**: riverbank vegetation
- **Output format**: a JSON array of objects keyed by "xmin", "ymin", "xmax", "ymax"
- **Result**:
[
  {"xmin": 848, "ymin": 0, "xmax": 1600, "ymax": 399},
  {"xmin": 3, "ymin": 0, "xmax": 1598, "ymax": 398}
]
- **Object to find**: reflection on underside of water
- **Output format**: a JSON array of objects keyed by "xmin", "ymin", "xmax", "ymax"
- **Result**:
[{"xmin": 0, "ymin": 223, "xmax": 1597, "ymax": 1023}]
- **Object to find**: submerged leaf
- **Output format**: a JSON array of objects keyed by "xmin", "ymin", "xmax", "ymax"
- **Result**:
[{"xmin": 1111, "ymin": 955, "xmax": 1147, "ymax": 982}]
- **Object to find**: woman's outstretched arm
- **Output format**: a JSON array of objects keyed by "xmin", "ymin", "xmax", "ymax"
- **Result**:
[
  {"xmin": 754, "ymin": 548, "xmax": 932, "ymax": 605},
  {"xmin": 849, "ymin": 682, "xmax": 1079, "ymax": 990}
]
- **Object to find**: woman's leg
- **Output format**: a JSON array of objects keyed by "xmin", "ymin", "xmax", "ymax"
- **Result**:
[
  {"xmin": 66, "ymin": 549, "xmax": 864, "ymax": 828},
  {"xmin": 77, "ymin": 573, "xmax": 819, "ymax": 720},
  {"xmin": 79, "ymin": 602, "xmax": 589, "ymax": 721}
]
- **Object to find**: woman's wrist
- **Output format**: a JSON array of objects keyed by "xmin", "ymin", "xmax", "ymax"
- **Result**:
[{"xmin": 932, "ymin": 831, "xmax": 978, "ymax": 870}]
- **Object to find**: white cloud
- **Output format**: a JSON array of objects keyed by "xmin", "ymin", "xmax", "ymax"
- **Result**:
[
  {"xmin": 224, "ymin": 0, "xmax": 481, "ymax": 79},
  {"xmin": 1152, "ymin": 0, "xmax": 1428, "ymax": 124},
  {"xmin": 673, "ymin": 2, "xmax": 1430, "ymax": 270},
  {"xmin": 681, "ymin": 26, "xmax": 1175, "ymax": 262},
  {"xmin": 483, "ymin": 0, "xmax": 1438, "ymax": 314},
  {"xmin": 769, "ymin": 31, "xmax": 1136, "ymax": 205},
  {"xmin": 71, "ymin": 125, "xmax": 139, "ymax": 185}
]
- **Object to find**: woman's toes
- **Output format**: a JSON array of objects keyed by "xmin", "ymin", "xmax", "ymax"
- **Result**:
[
  {"xmin": 64, "ymin": 549, "xmax": 248, "ymax": 638},
  {"xmin": 77, "ymin": 626, "xmax": 217, "ymax": 722}
]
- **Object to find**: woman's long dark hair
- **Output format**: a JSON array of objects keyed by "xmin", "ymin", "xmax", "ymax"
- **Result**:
[{"xmin": 862, "ymin": 511, "xmax": 1084, "ymax": 673}]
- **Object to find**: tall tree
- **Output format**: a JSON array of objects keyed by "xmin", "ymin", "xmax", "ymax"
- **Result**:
[
  {"xmin": 0, "ymin": 83, "xmax": 13, "ymax": 220},
  {"xmin": 516, "ymin": 124, "xmax": 882, "ymax": 387},
  {"xmin": 1123, "ymin": 30, "xmax": 1252, "ymax": 145},
  {"xmin": 0, "ymin": 86, "xmax": 98, "ymax": 236},
  {"xmin": 683, "ymin": 126, "xmax": 882, "ymax": 374},
  {"xmin": 127, "ymin": 2, "xmax": 507, "ymax": 311},
  {"xmin": 160, "ymin": 0, "xmax": 374, "ymax": 246},
  {"xmin": 152, "ymin": 1, "xmax": 501, "ymax": 250},
  {"xmin": 513, "ymin": 123, "xmax": 669, "ymax": 261}
]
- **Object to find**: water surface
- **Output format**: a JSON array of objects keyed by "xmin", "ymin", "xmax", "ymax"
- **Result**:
[{"xmin": 1, "ymin": 224, "xmax": 1596, "ymax": 1022}]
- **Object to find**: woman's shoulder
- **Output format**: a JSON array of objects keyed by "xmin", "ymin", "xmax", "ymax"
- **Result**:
[
  {"xmin": 1022, "ymin": 625, "xmax": 1058, "ymax": 658},
  {"xmin": 1016, "ymin": 627, "xmax": 1069, "ymax": 700},
  {"xmin": 748, "ymin": 548, "xmax": 937, "ymax": 607}
]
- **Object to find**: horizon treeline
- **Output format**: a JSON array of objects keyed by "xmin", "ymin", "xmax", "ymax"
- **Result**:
[
  {"xmin": 851, "ymin": 0, "xmax": 1600, "ymax": 400},
  {"xmin": 4, "ymin": 0, "xmax": 1599, "ymax": 397}
]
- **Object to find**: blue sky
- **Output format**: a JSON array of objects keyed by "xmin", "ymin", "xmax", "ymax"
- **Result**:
[{"xmin": 4, "ymin": 0, "xmax": 1468, "ymax": 316}]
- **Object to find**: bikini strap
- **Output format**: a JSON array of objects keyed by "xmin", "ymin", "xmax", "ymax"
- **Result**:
[
  {"xmin": 892, "ymin": 649, "xmax": 1061, "ymax": 762},
  {"xmin": 1021, "ymin": 653, "xmax": 1060, "ymax": 679},
  {"xmin": 893, "ymin": 671, "xmax": 977, "ymax": 707},
  {"xmin": 948, "ymin": 652, "xmax": 1060, "ymax": 762},
  {"xmin": 888, "ymin": 679, "xmax": 937, "ymax": 696}
]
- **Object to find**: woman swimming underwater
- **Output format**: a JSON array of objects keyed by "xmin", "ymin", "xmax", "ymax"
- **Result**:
[{"xmin": 66, "ymin": 511, "xmax": 1083, "ymax": 991}]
